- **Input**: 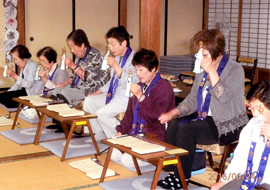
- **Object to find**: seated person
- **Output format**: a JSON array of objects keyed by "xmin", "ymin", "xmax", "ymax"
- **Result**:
[
  {"xmin": 0, "ymin": 45, "xmax": 44, "ymax": 108},
  {"xmin": 158, "ymin": 29, "xmax": 249, "ymax": 189},
  {"xmin": 111, "ymin": 48, "xmax": 175, "ymax": 168},
  {"xmin": 37, "ymin": 46, "xmax": 70, "ymax": 95},
  {"xmin": 210, "ymin": 80, "xmax": 270, "ymax": 190},
  {"xmin": 83, "ymin": 26, "xmax": 139, "ymax": 140},
  {"xmin": 49, "ymin": 29, "xmax": 108, "ymax": 132},
  {"xmin": 51, "ymin": 29, "xmax": 108, "ymax": 104}
]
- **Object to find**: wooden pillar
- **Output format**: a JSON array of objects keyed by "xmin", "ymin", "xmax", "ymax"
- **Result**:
[
  {"xmin": 140, "ymin": 0, "xmax": 161, "ymax": 60},
  {"xmin": 236, "ymin": 0, "xmax": 243, "ymax": 58},
  {"xmin": 119, "ymin": 0, "xmax": 127, "ymax": 28},
  {"xmin": 17, "ymin": 0, "xmax": 25, "ymax": 45},
  {"xmin": 203, "ymin": 0, "xmax": 209, "ymax": 29}
]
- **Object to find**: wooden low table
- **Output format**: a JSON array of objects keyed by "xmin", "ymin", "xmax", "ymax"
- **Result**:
[
  {"xmin": 35, "ymin": 107, "xmax": 99, "ymax": 161},
  {"xmin": 11, "ymin": 97, "xmax": 46, "ymax": 129},
  {"xmin": 11, "ymin": 97, "xmax": 99, "ymax": 161},
  {"xmin": 99, "ymin": 134, "xmax": 189, "ymax": 190},
  {"xmin": 174, "ymin": 80, "xmax": 192, "ymax": 100}
]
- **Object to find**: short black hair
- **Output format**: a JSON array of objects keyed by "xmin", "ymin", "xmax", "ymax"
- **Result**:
[
  {"xmin": 67, "ymin": 29, "xmax": 90, "ymax": 47},
  {"xmin": 132, "ymin": 48, "xmax": 159, "ymax": 72},
  {"xmin": 10, "ymin": 45, "xmax": 32, "ymax": 59},
  {"xmin": 106, "ymin": 26, "xmax": 130, "ymax": 47},
  {"xmin": 36, "ymin": 46, "xmax": 57, "ymax": 63},
  {"xmin": 246, "ymin": 80, "xmax": 270, "ymax": 110}
]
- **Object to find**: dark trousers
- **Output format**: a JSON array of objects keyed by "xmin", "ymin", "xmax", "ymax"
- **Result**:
[
  {"xmin": 165, "ymin": 113, "xmax": 219, "ymax": 179},
  {"xmin": 0, "ymin": 89, "xmax": 27, "ymax": 108}
]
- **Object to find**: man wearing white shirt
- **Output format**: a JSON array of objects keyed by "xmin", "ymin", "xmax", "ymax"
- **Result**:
[{"xmin": 83, "ymin": 26, "xmax": 139, "ymax": 140}]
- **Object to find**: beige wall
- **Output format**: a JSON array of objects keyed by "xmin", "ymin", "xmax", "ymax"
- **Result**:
[
  {"xmin": 76, "ymin": 0, "xmax": 118, "ymax": 55},
  {"xmin": 127, "ymin": 0, "xmax": 140, "ymax": 52},
  {"xmin": 0, "ymin": 0, "xmax": 203, "ymax": 81},
  {"xmin": 167, "ymin": 0, "xmax": 203, "ymax": 55},
  {"xmin": 25, "ymin": 0, "xmax": 73, "ymax": 63}
]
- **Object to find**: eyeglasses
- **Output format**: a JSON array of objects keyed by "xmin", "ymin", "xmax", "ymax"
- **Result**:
[
  {"xmin": 39, "ymin": 60, "xmax": 49, "ymax": 64},
  {"xmin": 248, "ymin": 104, "xmax": 264, "ymax": 113}
]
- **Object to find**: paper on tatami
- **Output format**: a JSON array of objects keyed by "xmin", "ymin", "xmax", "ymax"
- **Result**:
[{"xmin": 69, "ymin": 158, "xmax": 115, "ymax": 179}]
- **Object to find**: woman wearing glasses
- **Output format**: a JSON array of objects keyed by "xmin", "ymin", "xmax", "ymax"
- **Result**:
[
  {"xmin": 158, "ymin": 29, "xmax": 249, "ymax": 189},
  {"xmin": 37, "ymin": 46, "xmax": 70, "ymax": 95},
  {"xmin": 0, "ymin": 45, "xmax": 44, "ymax": 108}
]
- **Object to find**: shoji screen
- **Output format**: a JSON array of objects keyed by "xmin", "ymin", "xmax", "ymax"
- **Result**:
[
  {"xmin": 207, "ymin": 0, "xmax": 270, "ymax": 69},
  {"xmin": 208, "ymin": 0, "xmax": 239, "ymax": 60},
  {"xmin": 241, "ymin": 0, "xmax": 270, "ymax": 68}
]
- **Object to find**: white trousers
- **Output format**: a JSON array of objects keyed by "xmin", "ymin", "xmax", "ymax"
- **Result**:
[
  {"xmin": 83, "ymin": 93, "xmax": 127, "ymax": 140},
  {"xmin": 111, "ymin": 148, "xmax": 151, "ymax": 168}
]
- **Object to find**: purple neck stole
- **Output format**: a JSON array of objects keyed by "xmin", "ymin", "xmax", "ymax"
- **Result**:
[
  {"xmin": 197, "ymin": 54, "xmax": 228, "ymax": 120},
  {"xmin": 130, "ymin": 72, "xmax": 161, "ymax": 135},
  {"xmin": 70, "ymin": 46, "xmax": 91, "ymax": 88},
  {"xmin": 105, "ymin": 47, "xmax": 132, "ymax": 104},
  {"xmin": 240, "ymin": 140, "xmax": 270, "ymax": 190}
]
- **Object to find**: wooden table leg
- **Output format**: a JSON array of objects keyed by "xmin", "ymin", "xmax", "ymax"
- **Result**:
[
  {"xmin": 33, "ymin": 113, "xmax": 47, "ymax": 145},
  {"xmin": 150, "ymin": 158, "xmax": 163, "ymax": 190},
  {"xmin": 99, "ymin": 146, "xmax": 113, "ymax": 183},
  {"xmin": 35, "ymin": 109, "xmax": 41, "ymax": 119},
  {"xmin": 132, "ymin": 156, "xmax": 142, "ymax": 175},
  {"xmin": 176, "ymin": 156, "xmax": 188, "ymax": 190},
  {"xmin": 11, "ymin": 103, "xmax": 22, "ymax": 130},
  {"xmin": 61, "ymin": 122, "xmax": 69, "ymax": 139},
  {"xmin": 86, "ymin": 119, "xmax": 100, "ymax": 154},
  {"xmin": 61, "ymin": 121, "xmax": 76, "ymax": 162}
]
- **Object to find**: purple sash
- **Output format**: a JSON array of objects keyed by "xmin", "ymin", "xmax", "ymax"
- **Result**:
[
  {"xmin": 43, "ymin": 64, "xmax": 58, "ymax": 95},
  {"xmin": 105, "ymin": 47, "xmax": 132, "ymax": 104},
  {"xmin": 70, "ymin": 46, "xmax": 91, "ymax": 88},
  {"xmin": 197, "ymin": 54, "xmax": 228, "ymax": 120},
  {"xmin": 240, "ymin": 141, "xmax": 270, "ymax": 190},
  {"xmin": 130, "ymin": 72, "xmax": 161, "ymax": 135}
]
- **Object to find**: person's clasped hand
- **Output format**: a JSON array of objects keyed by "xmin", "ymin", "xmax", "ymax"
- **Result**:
[
  {"xmin": 38, "ymin": 70, "xmax": 47, "ymax": 81},
  {"xmin": 6, "ymin": 68, "xmax": 14, "ymax": 76},
  {"xmin": 261, "ymin": 124, "xmax": 270, "ymax": 141},
  {"xmin": 107, "ymin": 56, "xmax": 118, "ymax": 69},
  {"xmin": 130, "ymin": 83, "xmax": 142, "ymax": 99},
  {"xmin": 201, "ymin": 57, "xmax": 215, "ymax": 74},
  {"xmin": 65, "ymin": 57, "xmax": 76, "ymax": 69}
]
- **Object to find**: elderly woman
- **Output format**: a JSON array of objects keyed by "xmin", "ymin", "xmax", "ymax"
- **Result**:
[
  {"xmin": 37, "ymin": 46, "xmax": 70, "ymax": 95},
  {"xmin": 158, "ymin": 29, "xmax": 249, "ymax": 189},
  {"xmin": 111, "ymin": 48, "xmax": 175, "ymax": 168},
  {"xmin": 0, "ymin": 45, "xmax": 44, "ymax": 108},
  {"xmin": 50, "ymin": 29, "xmax": 108, "ymax": 104},
  {"xmin": 211, "ymin": 80, "xmax": 270, "ymax": 190}
]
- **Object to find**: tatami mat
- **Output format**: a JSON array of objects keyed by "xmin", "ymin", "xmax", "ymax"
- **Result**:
[
  {"xmin": 0, "ymin": 134, "xmax": 48, "ymax": 157},
  {"xmin": 0, "ymin": 106, "xmax": 215, "ymax": 189}
]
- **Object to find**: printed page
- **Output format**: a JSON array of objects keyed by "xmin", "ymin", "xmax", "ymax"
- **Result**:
[
  {"xmin": 46, "ymin": 104, "xmax": 71, "ymax": 112},
  {"xmin": 58, "ymin": 110, "xmax": 85, "ymax": 117}
]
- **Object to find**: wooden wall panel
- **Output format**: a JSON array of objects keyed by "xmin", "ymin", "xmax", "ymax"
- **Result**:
[{"xmin": 140, "ymin": 0, "xmax": 161, "ymax": 60}]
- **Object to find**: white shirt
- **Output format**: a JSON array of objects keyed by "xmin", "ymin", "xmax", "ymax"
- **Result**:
[
  {"xmin": 222, "ymin": 117, "xmax": 270, "ymax": 185},
  {"xmin": 45, "ymin": 63, "xmax": 57, "ymax": 89}
]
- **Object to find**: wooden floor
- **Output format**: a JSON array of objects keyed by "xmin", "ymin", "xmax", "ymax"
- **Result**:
[{"xmin": 0, "ymin": 106, "xmax": 218, "ymax": 190}]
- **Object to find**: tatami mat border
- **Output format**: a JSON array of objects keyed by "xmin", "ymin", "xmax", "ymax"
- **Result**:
[
  {"xmin": 61, "ymin": 183, "xmax": 100, "ymax": 190},
  {"xmin": 0, "ymin": 151, "xmax": 54, "ymax": 164}
]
